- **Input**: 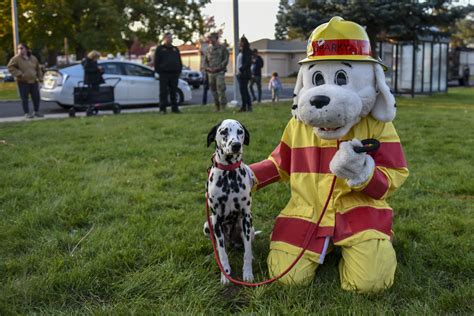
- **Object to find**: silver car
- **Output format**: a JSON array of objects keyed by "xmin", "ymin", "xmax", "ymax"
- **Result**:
[{"xmin": 40, "ymin": 60, "xmax": 192, "ymax": 108}]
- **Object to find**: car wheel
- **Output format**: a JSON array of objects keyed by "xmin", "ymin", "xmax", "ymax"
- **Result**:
[
  {"xmin": 177, "ymin": 89, "xmax": 184, "ymax": 105},
  {"xmin": 69, "ymin": 107, "xmax": 76, "ymax": 117}
]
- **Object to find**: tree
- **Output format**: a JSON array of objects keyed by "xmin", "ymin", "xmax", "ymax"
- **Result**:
[
  {"xmin": 275, "ymin": 0, "xmax": 291, "ymax": 40},
  {"xmin": 0, "ymin": 0, "xmax": 210, "ymax": 64},
  {"xmin": 282, "ymin": 0, "xmax": 473, "ymax": 57}
]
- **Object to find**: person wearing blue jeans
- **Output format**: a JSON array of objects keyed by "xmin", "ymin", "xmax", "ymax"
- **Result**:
[{"xmin": 7, "ymin": 43, "xmax": 43, "ymax": 118}]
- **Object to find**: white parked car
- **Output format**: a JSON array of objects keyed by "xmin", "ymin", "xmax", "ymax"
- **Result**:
[{"xmin": 40, "ymin": 60, "xmax": 192, "ymax": 108}]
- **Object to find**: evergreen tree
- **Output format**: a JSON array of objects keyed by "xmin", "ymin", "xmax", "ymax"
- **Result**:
[
  {"xmin": 283, "ymin": 0, "xmax": 473, "ymax": 56},
  {"xmin": 275, "ymin": 0, "xmax": 291, "ymax": 40}
]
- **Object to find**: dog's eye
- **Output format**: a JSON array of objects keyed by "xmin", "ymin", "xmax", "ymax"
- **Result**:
[
  {"xmin": 335, "ymin": 70, "xmax": 347, "ymax": 85},
  {"xmin": 237, "ymin": 129, "xmax": 243, "ymax": 135},
  {"xmin": 219, "ymin": 128, "xmax": 228, "ymax": 136},
  {"xmin": 312, "ymin": 71, "xmax": 325, "ymax": 86}
]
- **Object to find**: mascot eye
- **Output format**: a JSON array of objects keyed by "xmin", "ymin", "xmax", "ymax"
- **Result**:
[
  {"xmin": 335, "ymin": 70, "xmax": 348, "ymax": 85},
  {"xmin": 312, "ymin": 71, "xmax": 325, "ymax": 86}
]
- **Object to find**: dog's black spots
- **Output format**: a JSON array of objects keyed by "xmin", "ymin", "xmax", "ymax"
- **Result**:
[
  {"xmin": 309, "ymin": 64, "xmax": 316, "ymax": 70},
  {"xmin": 225, "ymin": 269, "xmax": 230, "ymax": 273},
  {"xmin": 241, "ymin": 196, "xmax": 247, "ymax": 201},
  {"xmin": 394, "ymin": 103, "xmax": 397, "ymax": 108},
  {"xmin": 341, "ymin": 62, "xmax": 352, "ymax": 68},
  {"xmin": 247, "ymin": 201, "xmax": 251, "ymax": 206},
  {"xmin": 292, "ymin": 104, "xmax": 298, "ymax": 110},
  {"xmin": 239, "ymin": 168, "xmax": 247, "ymax": 177},
  {"xmin": 219, "ymin": 240, "xmax": 224, "ymax": 248},
  {"xmin": 219, "ymin": 128, "xmax": 228, "ymax": 135},
  {"xmin": 234, "ymin": 203, "xmax": 240, "ymax": 210},
  {"xmin": 209, "ymin": 173, "xmax": 214, "ymax": 183},
  {"xmin": 218, "ymin": 195, "xmax": 228, "ymax": 204},
  {"xmin": 205, "ymin": 227, "xmax": 210, "ymax": 234},
  {"xmin": 233, "ymin": 197, "xmax": 239, "ymax": 203},
  {"xmin": 293, "ymin": 93, "xmax": 297, "ymax": 97}
]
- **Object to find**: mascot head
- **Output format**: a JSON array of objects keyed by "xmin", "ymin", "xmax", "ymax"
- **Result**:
[{"xmin": 292, "ymin": 16, "xmax": 396, "ymax": 140}]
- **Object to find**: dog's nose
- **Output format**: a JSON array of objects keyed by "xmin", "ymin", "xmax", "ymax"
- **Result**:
[
  {"xmin": 310, "ymin": 95, "xmax": 331, "ymax": 109},
  {"xmin": 231, "ymin": 143, "xmax": 242, "ymax": 153}
]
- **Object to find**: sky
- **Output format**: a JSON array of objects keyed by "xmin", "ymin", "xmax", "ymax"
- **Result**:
[{"xmin": 201, "ymin": 0, "xmax": 280, "ymax": 44}]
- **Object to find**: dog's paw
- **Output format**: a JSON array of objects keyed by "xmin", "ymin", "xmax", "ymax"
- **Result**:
[
  {"xmin": 220, "ymin": 272, "xmax": 231, "ymax": 285},
  {"xmin": 243, "ymin": 270, "xmax": 254, "ymax": 282}
]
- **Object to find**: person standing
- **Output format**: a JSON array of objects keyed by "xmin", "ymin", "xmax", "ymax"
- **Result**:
[
  {"xmin": 249, "ymin": 49, "xmax": 264, "ymax": 103},
  {"xmin": 82, "ymin": 50, "xmax": 104, "ymax": 91},
  {"xmin": 268, "ymin": 72, "xmax": 282, "ymax": 102},
  {"xmin": 7, "ymin": 43, "xmax": 43, "ymax": 118},
  {"xmin": 203, "ymin": 32, "xmax": 229, "ymax": 111},
  {"xmin": 154, "ymin": 32, "xmax": 182, "ymax": 114},
  {"xmin": 237, "ymin": 36, "xmax": 253, "ymax": 112}
]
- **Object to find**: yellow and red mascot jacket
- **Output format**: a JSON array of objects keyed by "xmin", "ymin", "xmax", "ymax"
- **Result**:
[{"xmin": 249, "ymin": 115, "xmax": 409, "ymax": 263}]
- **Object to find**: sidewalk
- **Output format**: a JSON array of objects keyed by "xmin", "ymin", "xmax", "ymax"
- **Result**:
[{"xmin": 0, "ymin": 98, "xmax": 292, "ymax": 124}]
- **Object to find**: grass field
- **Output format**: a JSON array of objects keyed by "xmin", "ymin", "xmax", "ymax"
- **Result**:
[
  {"xmin": 0, "ymin": 87, "xmax": 473, "ymax": 314},
  {"xmin": 0, "ymin": 82, "xmax": 18, "ymax": 100}
]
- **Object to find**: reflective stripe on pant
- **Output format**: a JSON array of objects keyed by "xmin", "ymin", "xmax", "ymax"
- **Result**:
[{"xmin": 268, "ymin": 239, "xmax": 396, "ymax": 293}]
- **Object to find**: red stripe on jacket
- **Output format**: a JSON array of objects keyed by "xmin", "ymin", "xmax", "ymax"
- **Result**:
[
  {"xmin": 362, "ymin": 168, "xmax": 389, "ymax": 199},
  {"xmin": 369, "ymin": 142, "xmax": 407, "ymax": 168},
  {"xmin": 334, "ymin": 206, "xmax": 392, "ymax": 242},
  {"xmin": 271, "ymin": 217, "xmax": 334, "ymax": 254},
  {"xmin": 251, "ymin": 141, "xmax": 406, "ymax": 189},
  {"xmin": 250, "ymin": 159, "xmax": 280, "ymax": 190}
]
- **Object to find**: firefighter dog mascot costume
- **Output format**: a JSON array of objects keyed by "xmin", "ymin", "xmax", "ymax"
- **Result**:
[{"xmin": 249, "ymin": 17, "xmax": 408, "ymax": 293}]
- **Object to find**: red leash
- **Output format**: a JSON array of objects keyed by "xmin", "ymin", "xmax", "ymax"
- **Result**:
[{"xmin": 205, "ymin": 167, "xmax": 338, "ymax": 286}]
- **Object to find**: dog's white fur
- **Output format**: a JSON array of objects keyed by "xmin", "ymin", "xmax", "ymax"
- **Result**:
[
  {"xmin": 204, "ymin": 119, "xmax": 255, "ymax": 284},
  {"xmin": 291, "ymin": 61, "xmax": 396, "ymax": 187}
]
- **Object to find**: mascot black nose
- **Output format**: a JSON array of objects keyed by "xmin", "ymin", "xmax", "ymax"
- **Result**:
[{"xmin": 310, "ymin": 95, "xmax": 330, "ymax": 109}]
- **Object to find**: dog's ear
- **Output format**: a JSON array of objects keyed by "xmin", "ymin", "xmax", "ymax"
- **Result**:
[
  {"xmin": 242, "ymin": 124, "xmax": 250, "ymax": 146},
  {"xmin": 371, "ymin": 63, "xmax": 396, "ymax": 122},
  {"xmin": 291, "ymin": 67, "xmax": 304, "ymax": 120},
  {"xmin": 207, "ymin": 122, "xmax": 221, "ymax": 147}
]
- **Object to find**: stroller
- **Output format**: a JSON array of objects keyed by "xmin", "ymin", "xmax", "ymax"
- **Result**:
[{"xmin": 70, "ymin": 77, "xmax": 121, "ymax": 117}]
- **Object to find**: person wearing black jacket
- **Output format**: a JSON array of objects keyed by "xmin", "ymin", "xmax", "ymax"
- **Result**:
[
  {"xmin": 82, "ymin": 50, "xmax": 104, "ymax": 90},
  {"xmin": 250, "ymin": 49, "xmax": 264, "ymax": 103},
  {"xmin": 154, "ymin": 32, "xmax": 183, "ymax": 114},
  {"xmin": 237, "ymin": 36, "xmax": 253, "ymax": 112}
]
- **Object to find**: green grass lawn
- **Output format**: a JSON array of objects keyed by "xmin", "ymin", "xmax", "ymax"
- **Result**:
[
  {"xmin": 0, "ymin": 82, "xmax": 18, "ymax": 100},
  {"xmin": 0, "ymin": 88, "xmax": 473, "ymax": 314}
]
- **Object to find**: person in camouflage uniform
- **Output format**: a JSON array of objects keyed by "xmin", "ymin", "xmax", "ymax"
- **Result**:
[{"xmin": 203, "ymin": 33, "xmax": 229, "ymax": 111}]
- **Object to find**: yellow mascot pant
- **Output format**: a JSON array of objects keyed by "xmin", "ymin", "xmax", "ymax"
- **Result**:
[{"xmin": 268, "ymin": 239, "xmax": 397, "ymax": 293}]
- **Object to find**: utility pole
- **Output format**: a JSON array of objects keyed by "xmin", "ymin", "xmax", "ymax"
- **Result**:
[
  {"xmin": 11, "ymin": 0, "xmax": 20, "ymax": 52},
  {"xmin": 231, "ymin": 0, "xmax": 240, "ymax": 105}
]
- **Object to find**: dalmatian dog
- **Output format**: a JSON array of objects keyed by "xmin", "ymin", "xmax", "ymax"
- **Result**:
[
  {"xmin": 292, "ymin": 61, "xmax": 396, "ymax": 186},
  {"xmin": 204, "ymin": 119, "xmax": 255, "ymax": 284}
]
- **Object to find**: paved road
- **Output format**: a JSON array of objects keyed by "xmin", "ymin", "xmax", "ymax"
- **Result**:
[{"xmin": 0, "ymin": 84, "xmax": 295, "ymax": 118}]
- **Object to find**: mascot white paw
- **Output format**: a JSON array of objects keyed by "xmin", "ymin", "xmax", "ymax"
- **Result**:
[{"xmin": 329, "ymin": 139, "xmax": 375, "ymax": 187}]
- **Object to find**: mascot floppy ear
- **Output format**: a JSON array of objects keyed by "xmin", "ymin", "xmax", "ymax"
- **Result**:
[
  {"xmin": 372, "ymin": 63, "xmax": 396, "ymax": 122},
  {"xmin": 291, "ymin": 67, "xmax": 304, "ymax": 120}
]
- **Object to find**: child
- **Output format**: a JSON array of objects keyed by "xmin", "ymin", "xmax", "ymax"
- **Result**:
[{"xmin": 268, "ymin": 72, "xmax": 282, "ymax": 102}]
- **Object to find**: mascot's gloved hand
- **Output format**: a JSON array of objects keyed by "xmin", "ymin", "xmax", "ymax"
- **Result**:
[{"xmin": 329, "ymin": 139, "xmax": 375, "ymax": 187}]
